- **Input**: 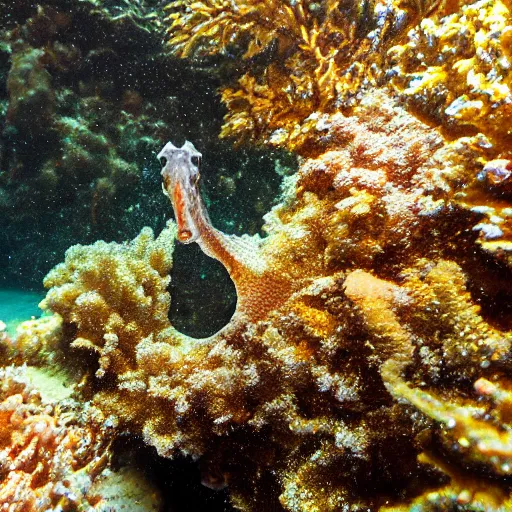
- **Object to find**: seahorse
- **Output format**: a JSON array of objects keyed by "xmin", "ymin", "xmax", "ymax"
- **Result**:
[{"xmin": 158, "ymin": 141, "xmax": 292, "ymax": 328}]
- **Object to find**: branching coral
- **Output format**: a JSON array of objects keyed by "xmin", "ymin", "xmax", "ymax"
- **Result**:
[
  {"xmin": 0, "ymin": 362, "xmax": 164, "ymax": 511},
  {"xmin": 344, "ymin": 262, "xmax": 512, "ymax": 511},
  {"xmin": 379, "ymin": 364, "xmax": 512, "ymax": 511},
  {"xmin": 4, "ymin": 2, "xmax": 509, "ymax": 509},
  {"xmin": 165, "ymin": 0, "xmax": 443, "ymax": 146},
  {"xmin": 165, "ymin": 0, "xmax": 512, "ymax": 160}
]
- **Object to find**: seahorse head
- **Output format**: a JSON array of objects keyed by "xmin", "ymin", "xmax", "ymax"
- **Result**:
[{"xmin": 158, "ymin": 140, "xmax": 206, "ymax": 243}]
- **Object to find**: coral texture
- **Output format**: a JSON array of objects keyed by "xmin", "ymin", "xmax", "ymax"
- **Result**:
[
  {"xmin": 43, "ymin": 222, "xmax": 177, "ymax": 380},
  {"xmin": 41, "ymin": 92, "xmax": 512, "ymax": 510},
  {"xmin": 3, "ymin": 0, "xmax": 511, "ymax": 510},
  {"xmin": 166, "ymin": 0, "xmax": 512, "ymax": 274},
  {"xmin": 166, "ymin": 0, "xmax": 439, "ymax": 147},
  {"xmin": 5, "ymin": 315, "xmax": 63, "ymax": 367},
  {"xmin": 0, "ymin": 365, "xmax": 112, "ymax": 511},
  {"xmin": 165, "ymin": 0, "xmax": 510, "ymax": 152},
  {"xmin": 388, "ymin": 0, "xmax": 512, "ymax": 150},
  {"xmin": 0, "ymin": 363, "xmax": 163, "ymax": 511}
]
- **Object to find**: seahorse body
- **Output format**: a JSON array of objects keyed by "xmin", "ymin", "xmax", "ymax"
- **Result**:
[{"xmin": 158, "ymin": 141, "xmax": 292, "ymax": 328}]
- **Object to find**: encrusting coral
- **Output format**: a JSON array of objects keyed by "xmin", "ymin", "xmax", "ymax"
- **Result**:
[
  {"xmin": 35, "ymin": 89, "xmax": 512, "ymax": 511},
  {"xmin": 0, "ymin": 365, "xmax": 163, "ymax": 511}
]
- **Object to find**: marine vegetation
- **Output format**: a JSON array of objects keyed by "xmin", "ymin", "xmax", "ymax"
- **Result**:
[
  {"xmin": 165, "ymin": 0, "xmax": 512, "ymax": 155},
  {"xmin": 165, "ymin": 0, "xmax": 434, "ymax": 145},
  {"xmin": 388, "ymin": 0, "xmax": 512, "ymax": 150},
  {"xmin": 1, "ymin": 0, "xmax": 512, "ymax": 511},
  {"xmin": 22, "ymin": 91, "xmax": 511, "ymax": 511}
]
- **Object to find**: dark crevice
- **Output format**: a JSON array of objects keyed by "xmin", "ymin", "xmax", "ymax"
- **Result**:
[
  {"xmin": 169, "ymin": 242, "xmax": 237, "ymax": 338},
  {"xmin": 111, "ymin": 435, "xmax": 236, "ymax": 512}
]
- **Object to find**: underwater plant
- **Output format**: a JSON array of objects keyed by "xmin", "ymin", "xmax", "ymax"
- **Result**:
[
  {"xmin": 388, "ymin": 0, "xmax": 512, "ymax": 150},
  {"xmin": 165, "ymin": 0, "xmax": 470, "ymax": 149}
]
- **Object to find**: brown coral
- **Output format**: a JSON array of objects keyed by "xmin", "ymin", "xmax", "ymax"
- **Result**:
[
  {"xmin": 4, "ymin": 2, "xmax": 508, "ymax": 509},
  {"xmin": 39, "ymin": 90, "xmax": 512, "ymax": 511}
]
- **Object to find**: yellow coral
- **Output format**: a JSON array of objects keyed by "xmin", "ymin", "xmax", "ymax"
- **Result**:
[
  {"xmin": 3, "ymin": 1, "xmax": 510, "ymax": 510},
  {"xmin": 165, "ymin": 0, "xmax": 512, "ymax": 167},
  {"xmin": 6, "ymin": 315, "xmax": 63, "ymax": 366},
  {"xmin": 388, "ymin": 0, "xmax": 512, "ymax": 150},
  {"xmin": 166, "ymin": 0, "xmax": 442, "ymax": 147},
  {"xmin": 42, "ymin": 222, "xmax": 177, "ymax": 379}
]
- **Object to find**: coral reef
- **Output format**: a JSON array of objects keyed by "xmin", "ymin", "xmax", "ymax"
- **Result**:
[
  {"xmin": 165, "ymin": 0, "xmax": 480, "ymax": 149},
  {"xmin": 166, "ymin": 0, "xmax": 426, "ymax": 146},
  {"xmin": 0, "ymin": 363, "xmax": 163, "ymax": 511},
  {"xmin": 166, "ymin": 0, "xmax": 512, "ymax": 275},
  {"xmin": 387, "ymin": 0, "xmax": 512, "ymax": 151},
  {"xmin": 166, "ymin": 0, "xmax": 512, "ymax": 163},
  {"xmin": 455, "ymin": 157, "xmax": 512, "ymax": 271},
  {"xmin": 38, "ymin": 91, "xmax": 512, "ymax": 510},
  {"xmin": 0, "ymin": 365, "xmax": 111, "ymax": 511},
  {"xmin": 3, "ymin": 315, "xmax": 63, "ymax": 367},
  {"xmin": 2, "ymin": 0, "xmax": 511, "ymax": 510},
  {"xmin": 42, "ymin": 221, "xmax": 177, "ymax": 380}
]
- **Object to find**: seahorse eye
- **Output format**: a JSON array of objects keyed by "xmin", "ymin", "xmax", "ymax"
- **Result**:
[
  {"xmin": 159, "ymin": 157, "xmax": 167, "ymax": 167},
  {"xmin": 191, "ymin": 155, "xmax": 201, "ymax": 167}
]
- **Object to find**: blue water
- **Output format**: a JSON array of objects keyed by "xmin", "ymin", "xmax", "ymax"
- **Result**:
[{"xmin": 0, "ymin": 289, "xmax": 46, "ymax": 335}]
